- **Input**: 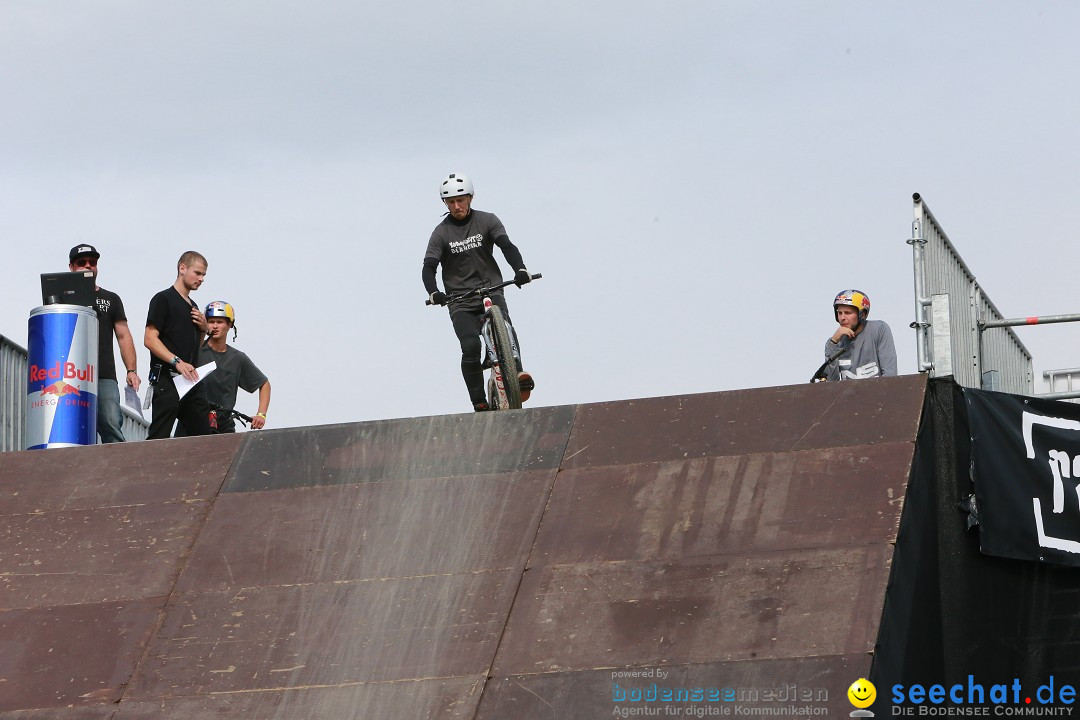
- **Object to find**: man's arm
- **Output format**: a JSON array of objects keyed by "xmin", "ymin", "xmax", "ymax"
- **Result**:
[
  {"xmin": 144, "ymin": 324, "xmax": 199, "ymax": 382},
  {"xmin": 493, "ymin": 235, "xmax": 525, "ymax": 273},
  {"xmin": 422, "ymin": 229, "xmax": 449, "ymax": 303},
  {"xmin": 252, "ymin": 380, "xmax": 271, "ymax": 429},
  {"xmin": 422, "ymin": 257, "xmax": 440, "ymax": 295},
  {"xmin": 114, "ymin": 320, "xmax": 141, "ymax": 391},
  {"xmin": 494, "ymin": 236, "xmax": 531, "ymax": 286},
  {"xmin": 876, "ymin": 323, "xmax": 898, "ymax": 377}
]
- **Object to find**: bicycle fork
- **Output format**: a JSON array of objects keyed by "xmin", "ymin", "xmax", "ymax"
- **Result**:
[{"xmin": 481, "ymin": 299, "xmax": 520, "ymax": 408}]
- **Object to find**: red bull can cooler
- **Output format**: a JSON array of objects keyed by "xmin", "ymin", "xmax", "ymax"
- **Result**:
[{"xmin": 26, "ymin": 305, "xmax": 99, "ymax": 449}]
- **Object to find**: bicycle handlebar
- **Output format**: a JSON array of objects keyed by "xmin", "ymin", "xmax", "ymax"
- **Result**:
[
  {"xmin": 209, "ymin": 402, "xmax": 253, "ymax": 425},
  {"xmin": 425, "ymin": 273, "xmax": 542, "ymax": 306},
  {"xmin": 810, "ymin": 345, "xmax": 850, "ymax": 383}
]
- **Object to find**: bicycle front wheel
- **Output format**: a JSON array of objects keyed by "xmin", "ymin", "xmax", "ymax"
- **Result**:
[{"xmin": 488, "ymin": 305, "xmax": 522, "ymax": 410}]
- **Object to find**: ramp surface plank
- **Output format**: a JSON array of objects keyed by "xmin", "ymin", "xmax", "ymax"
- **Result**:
[
  {"xmin": 0, "ymin": 598, "xmax": 162, "ymax": 712},
  {"xmin": 128, "ymin": 570, "xmax": 519, "ymax": 696},
  {"xmin": 224, "ymin": 407, "xmax": 575, "ymax": 492},
  {"xmin": 114, "ymin": 676, "xmax": 484, "ymax": 720},
  {"xmin": 562, "ymin": 375, "xmax": 926, "ymax": 469},
  {"xmin": 476, "ymin": 655, "xmax": 867, "ymax": 717},
  {"xmin": 176, "ymin": 470, "xmax": 556, "ymax": 592},
  {"xmin": 0, "ymin": 709, "xmax": 116, "ymax": 720},
  {"xmin": 0, "ymin": 434, "xmax": 242, "ymax": 513},
  {"xmin": 531, "ymin": 442, "xmax": 914, "ymax": 566},
  {"xmin": 493, "ymin": 547, "xmax": 890, "ymax": 676},
  {"xmin": 0, "ymin": 500, "xmax": 212, "ymax": 609}
]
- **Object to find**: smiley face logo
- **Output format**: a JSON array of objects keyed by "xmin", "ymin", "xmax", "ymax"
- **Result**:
[{"xmin": 848, "ymin": 678, "xmax": 876, "ymax": 709}]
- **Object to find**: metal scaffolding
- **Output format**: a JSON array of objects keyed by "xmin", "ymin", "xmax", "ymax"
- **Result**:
[{"xmin": 909, "ymin": 193, "xmax": 1080, "ymax": 399}]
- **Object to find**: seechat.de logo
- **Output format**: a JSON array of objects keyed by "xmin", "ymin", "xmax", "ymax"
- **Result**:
[{"xmin": 848, "ymin": 678, "xmax": 876, "ymax": 717}]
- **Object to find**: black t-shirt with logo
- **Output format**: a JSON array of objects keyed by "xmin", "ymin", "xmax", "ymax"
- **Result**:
[{"xmin": 93, "ymin": 287, "xmax": 126, "ymax": 382}]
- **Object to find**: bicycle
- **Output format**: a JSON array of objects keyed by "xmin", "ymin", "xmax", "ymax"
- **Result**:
[
  {"xmin": 208, "ymin": 401, "xmax": 253, "ymax": 430},
  {"xmin": 809, "ymin": 345, "xmax": 851, "ymax": 383},
  {"xmin": 426, "ymin": 273, "xmax": 541, "ymax": 410}
]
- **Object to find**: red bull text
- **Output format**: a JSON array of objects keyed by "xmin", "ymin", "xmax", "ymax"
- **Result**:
[{"xmin": 26, "ymin": 305, "xmax": 99, "ymax": 449}]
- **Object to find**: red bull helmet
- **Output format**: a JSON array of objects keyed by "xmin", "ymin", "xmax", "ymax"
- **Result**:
[
  {"xmin": 205, "ymin": 301, "xmax": 235, "ymax": 325},
  {"xmin": 205, "ymin": 301, "xmax": 238, "ymax": 340},
  {"xmin": 833, "ymin": 289, "xmax": 870, "ymax": 322}
]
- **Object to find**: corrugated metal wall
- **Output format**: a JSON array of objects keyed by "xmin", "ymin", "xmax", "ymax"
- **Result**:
[
  {"xmin": 912, "ymin": 195, "xmax": 1034, "ymax": 394},
  {"xmin": 0, "ymin": 333, "xmax": 148, "ymax": 451},
  {"xmin": 0, "ymin": 335, "xmax": 28, "ymax": 452}
]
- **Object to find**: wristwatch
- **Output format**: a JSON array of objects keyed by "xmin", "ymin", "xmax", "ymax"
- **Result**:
[{"xmin": 170, "ymin": 356, "xmax": 181, "ymax": 367}]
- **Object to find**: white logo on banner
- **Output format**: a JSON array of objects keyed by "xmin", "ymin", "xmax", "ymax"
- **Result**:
[{"xmin": 1022, "ymin": 411, "xmax": 1080, "ymax": 554}]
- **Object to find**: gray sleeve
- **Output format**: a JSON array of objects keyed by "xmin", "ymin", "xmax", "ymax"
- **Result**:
[
  {"xmin": 874, "ymin": 323, "xmax": 898, "ymax": 376},
  {"xmin": 486, "ymin": 213, "xmax": 508, "ymax": 242},
  {"xmin": 823, "ymin": 338, "xmax": 843, "ymax": 381},
  {"xmin": 423, "ymin": 228, "xmax": 445, "ymax": 265},
  {"xmin": 236, "ymin": 351, "xmax": 268, "ymax": 393}
]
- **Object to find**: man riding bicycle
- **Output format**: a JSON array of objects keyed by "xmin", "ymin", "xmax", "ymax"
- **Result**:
[{"xmin": 422, "ymin": 173, "xmax": 535, "ymax": 412}]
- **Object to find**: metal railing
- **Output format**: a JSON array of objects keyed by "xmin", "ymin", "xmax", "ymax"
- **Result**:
[
  {"xmin": 1043, "ymin": 368, "xmax": 1080, "ymax": 401},
  {"xmin": 0, "ymin": 333, "xmax": 148, "ymax": 451},
  {"xmin": 910, "ymin": 193, "xmax": 1080, "ymax": 399},
  {"xmin": 0, "ymin": 334, "xmax": 27, "ymax": 453},
  {"xmin": 910, "ymin": 194, "xmax": 1034, "ymax": 395}
]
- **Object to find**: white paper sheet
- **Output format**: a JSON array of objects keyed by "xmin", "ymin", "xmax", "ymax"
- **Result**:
[
  {"xmin": 173, "ymin": 361, "xmax": 216, "ymax": 400},
  {"xmin": 124, "ymin": 384, "xmax": 145, "ymax": 419}
]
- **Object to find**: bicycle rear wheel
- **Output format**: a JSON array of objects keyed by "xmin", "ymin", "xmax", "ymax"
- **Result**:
[{"xmin": 488, "ymin": 305, "xmax": 522, "ymax": 410}]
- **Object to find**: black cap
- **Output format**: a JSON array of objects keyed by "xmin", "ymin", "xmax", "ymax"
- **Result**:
[{"xmin": 69, "ymin": 244, "xmax": 101, "ymax": 262}]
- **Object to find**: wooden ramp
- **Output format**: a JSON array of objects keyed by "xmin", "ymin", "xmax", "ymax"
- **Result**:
[{"xmin": 0, "ymin": 375, "xmax": 928, "ymax": 718}]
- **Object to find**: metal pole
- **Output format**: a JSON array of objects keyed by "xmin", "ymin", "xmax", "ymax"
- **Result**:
[
  {"xmin": 982, "ymin": 313, "xmax": 1080, "ymax": 329},
  {"xmin": 909, "ymin": 193, "xmax": 932, "ymax": 372},
  {"xmin": 1037, "ymin": 390, "xmax": 1080, "ymax": 401},
  {"xmin": 972, "ymin": 286, "xmax": 983, "ymax": 386}
]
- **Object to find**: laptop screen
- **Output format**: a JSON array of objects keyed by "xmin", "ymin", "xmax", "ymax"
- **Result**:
[{"xmin": 40, "ymin": 271, "xmax": 96, "ymax": 308}]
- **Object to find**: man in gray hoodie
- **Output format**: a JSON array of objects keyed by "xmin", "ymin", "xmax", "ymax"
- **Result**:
[{"xmin": 823, "ymin": 289, "xmax": 897, "ymax": 381}]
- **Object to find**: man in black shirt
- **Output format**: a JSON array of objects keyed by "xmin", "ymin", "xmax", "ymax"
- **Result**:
[
  {"xmin": 68, "ymin": 244, "xmax": 142, "ymax": 443},
  {"xmin": 144, "ymin": 251, "xmax": 212, "ymax": 439},
  {"xmin": 422, "ymin": 173, "xmax": 535, "ymax": 411}
]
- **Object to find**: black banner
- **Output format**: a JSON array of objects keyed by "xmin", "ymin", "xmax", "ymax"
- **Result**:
[{"xmin": 965, "ymin": 387, "xmax": 1080, "ymax": 566}]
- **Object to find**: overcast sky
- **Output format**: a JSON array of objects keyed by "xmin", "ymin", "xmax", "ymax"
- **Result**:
[{"xmin": 3, "ymin": 1, "xmax": 1080, "ymax": 430}]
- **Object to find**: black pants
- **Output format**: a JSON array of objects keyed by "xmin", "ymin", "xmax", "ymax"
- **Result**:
[
  {"xmin": 173, "ymin": 408, "xmax": 237, "ymax": 437},
  {"xmin": 450, "ymin": 295, "xmax": 520, "ymax": 405},
  {"xmin": 147, "ymin": 370, "xmax": 213, "ymax": 439}
]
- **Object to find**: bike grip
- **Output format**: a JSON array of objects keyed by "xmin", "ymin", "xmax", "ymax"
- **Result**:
[
  {"xmin": 531, "ymin": 273, "xmax": 542, "ymax": 280},
  {"xmin": 424, "ymin": 299, "xmax": 432, "ymax": 306}
]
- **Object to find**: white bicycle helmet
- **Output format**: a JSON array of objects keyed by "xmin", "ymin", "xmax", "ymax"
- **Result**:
[{"xmin": 439, "ymin": 173, "xmax": 474, "ymax": 199}]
